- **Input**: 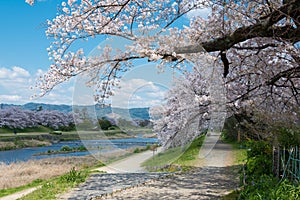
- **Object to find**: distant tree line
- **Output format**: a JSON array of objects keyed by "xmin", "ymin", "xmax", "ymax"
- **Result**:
[
  {"xmin": 0, "ymin": 106, "xmax": 153, "ymax": 132},
  {"xmin": 0, "ymin": 107, "xmax": 75, "ymax": 130}
]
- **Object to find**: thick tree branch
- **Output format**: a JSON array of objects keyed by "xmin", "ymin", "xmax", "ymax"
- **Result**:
[
  {"xmin": 175, "ymin": 0, "xmax": 300, "ymax": 54},
  {"xmin": 220, "ymin": 51, "xmax": 230, "ymax": 78},
  {"xmin": 266, "ymin": 67, "xmax": 300, "ymax": 86}
]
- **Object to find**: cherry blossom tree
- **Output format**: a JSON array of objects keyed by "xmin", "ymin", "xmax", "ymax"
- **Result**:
[
  {"xmin": 0, "ymin": 107, "xmax": 74, "ymax": 130},
  {"xmin": 35, "ymin": 110, "xmax": 74, "ymax": 130},
  {"xmin": 25, "ymin": 0, "xmax": 299, "ymax": 105},
  {"xmin": 0, "ymin": 107, "xmax": 38, "ymax": 129},
  {"xmin": 26, "ymin": 0, "xmax": 300, "ymax": 145},
  {"xmin": 151, "ymin": 68, "xmax": 210, "ymax": 147}
]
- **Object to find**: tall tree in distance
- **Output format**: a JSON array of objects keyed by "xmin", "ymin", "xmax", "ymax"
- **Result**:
[{"xmin": 151, "ymin": 69, "xmax": 210, "ymax": 148}]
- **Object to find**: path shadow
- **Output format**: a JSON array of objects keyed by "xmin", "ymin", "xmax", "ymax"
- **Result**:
[{"xmin": 97, "ymin": 165, "xmax": 242, "ymax": 200}]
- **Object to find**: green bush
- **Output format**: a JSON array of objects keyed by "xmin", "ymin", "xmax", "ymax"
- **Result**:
[
  {"xmin": 244, "ymin": 141, "xmax": 272, "ymax": 180},
  {"xmin": 238, "ymin": 140, "xmax": 300, "ymax": 199},
  {"xmin": 60, "ymin": 145, "xmax": 72, "ymax": 151},
  {"xmin": 277, "ymin": 128, "xmax": 300, "ymax": 147},
  {"xmin": 133, "ymin": 148, "xmax": 141, "ymax": 153},
  {"xmin": 239, "ymin": 175, "xmax": 300, "ymax": 200},
  {"xmin": 76, "ymin": 145, "xmax": 87, "ymax": 151},
  {"xmin": 98, "ymin": 118, "xmax": 112, "ymax": 130},
  {"xmin": 60, "ymin": 167, "xmax": 86, "ymax": 184}
]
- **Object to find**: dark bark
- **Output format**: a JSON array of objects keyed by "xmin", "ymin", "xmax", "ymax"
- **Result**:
[{"xmin": 175, "ymin": 0, "xmax": 300, "ymax": 54}]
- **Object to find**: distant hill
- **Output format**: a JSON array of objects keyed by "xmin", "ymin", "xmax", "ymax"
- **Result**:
[
  {"xmin": 23, "ymin": 103, "xmax": 72, "ymax": 113},
  {"xmin": 0, "ymin": 103, "xmax": 150, "ymax": 120}
]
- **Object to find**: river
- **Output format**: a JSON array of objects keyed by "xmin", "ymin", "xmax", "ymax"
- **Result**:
[{"xmin": 0, "ymin": 137, "xmax": 157, "ymax": 164}]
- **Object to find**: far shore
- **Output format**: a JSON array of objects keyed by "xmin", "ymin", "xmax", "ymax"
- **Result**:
[{"xmin": 0, "ymin": 129, "xmax": 156, "ymax": 151}]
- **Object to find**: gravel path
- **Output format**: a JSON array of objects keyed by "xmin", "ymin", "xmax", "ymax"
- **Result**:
[
  {"xmin": 96, "ymin": 166, "xmax": 240, "ymax": 200},
  {"xmin": 61, "ymin": 137, "xmax": 240, "ymax": 200},
  {"xmin": 58, "ymin": 173, "xmax": 171, "ymax": 200},
  {"xmin": 58, "ymin": 148, "xmax": 166, "ymax": 200},
  {"xmin": 95, "ymin": 136, "xmax": 239, "ymax": 200}
]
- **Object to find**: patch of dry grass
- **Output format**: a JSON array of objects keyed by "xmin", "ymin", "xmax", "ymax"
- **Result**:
[
  {"xmin": 21, "ymin": 140, "xmax": 51, "ymax": 147},
  {"xmin": 0, "ymin": 141, "xmax": 15, "ymax": 149},
  {"xmin": 0, "ymin": 156, "xmax": 99, "ymax": 189},
  {"xmin": 0, "ymin": 140, "xmax": 51, "ymax": 151}
]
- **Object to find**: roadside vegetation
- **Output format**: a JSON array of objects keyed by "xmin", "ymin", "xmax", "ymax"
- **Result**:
[
  {"xmin": 18, "ymin": 167, "xmax": 90, "ymax": 200},
  {"xmin": 221, "ymin": 113, "xmax": 300, "ymax": 200},
  {"xmin": 0, "ymin": 156, "xmax": 101, "ymax": 192},
  {"xmin": 142, "ymin": 135, "xmax": 205, "ymax": 172},
  {"xmin": 0, "ymin": 157, "xmax": 103, "ymax": 199}
]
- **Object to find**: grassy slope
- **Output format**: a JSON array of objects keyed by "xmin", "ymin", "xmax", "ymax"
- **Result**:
[
  {"xmin": 143, "ymin": 135, "xmax": 247, "ymax": 170},
  {"xmin": 0, "ymin": 126, "xmax": 52, "ymax": 134},
  {"xmin": 142, "ymin": 135, "xmax": 205, "ymax": 171},
  {"xmin": 18, "ymin": 168, "xmax": 91, "ymax": 200},
  {"xmin": 0, "ymin": 157, "xmax": 103, "ymax": 198}
]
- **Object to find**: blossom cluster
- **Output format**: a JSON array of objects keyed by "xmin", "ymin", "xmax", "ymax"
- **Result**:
[{"xmin": 0, "ymin": 107, "xmax": 74, "ymax": 130}]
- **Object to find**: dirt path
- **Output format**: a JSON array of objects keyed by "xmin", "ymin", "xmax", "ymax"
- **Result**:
[
  {"xmin": 94, "ymin": 147, "xmax": 162, "ymax": 173},
  {"xmin": 96, "ymin": 138, "xmax": 240, "ymax": 200},
  {"xmin": 0, "ymin": 186, "xmax": 41, "ymax": 200},
  {"xmin": 57, "ymin": 148, "xmax": 164, "ymax": 199}
]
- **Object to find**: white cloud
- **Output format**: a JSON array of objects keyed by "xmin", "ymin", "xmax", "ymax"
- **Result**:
[
  {"xmin": 111, "ymin": 78, "xmax": 168, "ymax": 108},
  {"xmin": 0, "ymin": 95, "xmax": 22, "ymax": 102},
  {"xmin": 0, "ymin": 66, "xmax": 30, "ymax": 79},
  {"xmin": 0, "ymin": 66, "xmax": 74, "ymax": 105}
]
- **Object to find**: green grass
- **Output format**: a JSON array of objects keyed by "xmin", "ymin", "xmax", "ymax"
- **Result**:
[
  {"xmin": 175, "ymin": 135, "xmax": 205, "ymax": 165},
  {"xmin": 142, "ymin": 146, "xmax": 182, "ymax": 168},
  {"xmin": 230, "ymin": 143, "xmax": 247, "ymax": 165},
  {"xmin": 0, "ymin": 179, "xmax": 44, "ymax": 198},
  {"xmin": 142, "ymin": 135, "xmax": 205, "ymax": 171},
  {"xmin": 220, "ymin": 135, "xmax": 248, "ymax": 165},
  {"xmin": 221, "ymin": 190, "xmax": 241, "ymax": 200},
  {"xmin": 0, "ymin": 126, "xmax": 52, "ymax": 134},
  {"xmin": 18, "ymin": 168, "xmax": 90, "ymax": 200}
]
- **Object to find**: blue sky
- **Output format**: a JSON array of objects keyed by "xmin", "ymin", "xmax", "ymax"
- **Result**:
[
  {"xmin": 0, "ymin": 1, "xmax": 210, "ymax": 107},
  {"xmin": 0, "ymin": 0, "xmax": 70, "ymax": 105},
  {"xmin": 0, "ymin": 0, "xmax": 171, "ymax": 107}
]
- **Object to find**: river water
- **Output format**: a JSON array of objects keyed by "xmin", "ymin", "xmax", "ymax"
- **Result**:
[{"xmin": 0, "ymin": 138, "xmax": 157, "ymax": 164}]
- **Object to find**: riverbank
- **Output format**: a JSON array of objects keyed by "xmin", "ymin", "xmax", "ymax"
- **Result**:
[
  {"xmin": 0, "ymin": 129, "xmax": 154, "ymax": 151},
  {"xmin": 0, "ymin": 140, "xmax": 51, "ymax": 151},
  {"xmin": 0, "ymin": 135, "xmax": 242, "ymax": 200},
  {"xmin": 32, "ymin": 145, "xmax": 88, "ymax": 156},
  {"xmin": 0, "ymin": 146, "xmax": 156, "ymax": 200},
  {"xmin": 0, "ymin": 155, "xmax": 101, "ymax": 190}
]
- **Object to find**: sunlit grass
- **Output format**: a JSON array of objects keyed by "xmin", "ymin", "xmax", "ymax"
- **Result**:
[
  {"xmin": 0, "ymin": 156, "xmax": 100, "ymax": 192},
  {"xmin": 19, "ymin": 168, "xmax": 90, "ymax": 200},
  {"xmin": 142, "ymin": 135, "xmax": 205, "ymax": 171}
]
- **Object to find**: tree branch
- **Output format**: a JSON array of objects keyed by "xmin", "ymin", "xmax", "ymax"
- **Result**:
[{"xmin": 175, "ymin": 0, "xmax": 300, "ymax": 54}]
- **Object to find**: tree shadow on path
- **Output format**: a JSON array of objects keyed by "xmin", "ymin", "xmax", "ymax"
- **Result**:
[{"xmin": 98, "ymin": 165, "xmax": 241, "ymax": 200}]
